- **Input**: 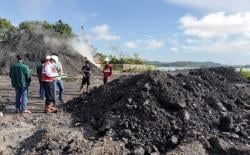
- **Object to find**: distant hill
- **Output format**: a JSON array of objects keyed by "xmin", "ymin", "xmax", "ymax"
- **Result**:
[
  {"xmin": 147, "ymin": 61, "xmax": 221, "ymax": 68},
  {"xmin": 0, "ymin": 21, "xmax": 100, "ymax": 75},
  {"xmin": 241, "ymin": 65, "xmax": 250, "ymax": 68}
]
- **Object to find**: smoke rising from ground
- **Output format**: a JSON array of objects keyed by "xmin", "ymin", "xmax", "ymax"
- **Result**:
[
  {"xmin": 29, "ymin": 25, "xmax": 96, "ymax": 64},
  {"xmin": 70, "ymin": 37, "xmax": 95, "ymax": 65}
]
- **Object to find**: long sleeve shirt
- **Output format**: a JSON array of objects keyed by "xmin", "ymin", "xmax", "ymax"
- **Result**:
[
  {"xmin": 45, "ymin": 63, "xmax": 58, "ymax": 78},
  {"xmin": 9, "ymin": 61, "xmax": 31, "ymax": 88}
]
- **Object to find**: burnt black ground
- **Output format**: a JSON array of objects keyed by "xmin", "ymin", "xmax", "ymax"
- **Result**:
[{"xmin": 65, "ymin": 67, "xmax": 250, "ymax": 154}]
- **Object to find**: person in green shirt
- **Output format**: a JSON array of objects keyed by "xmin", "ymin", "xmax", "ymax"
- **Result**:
[{"xmin": 9, "ymin": 55, "xmax": 31, "ymax": 113}]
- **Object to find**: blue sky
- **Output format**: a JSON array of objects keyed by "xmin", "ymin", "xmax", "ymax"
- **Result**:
[{"xmin": 1, "ymin": 0, "xmax": 250, "ymax": 65}]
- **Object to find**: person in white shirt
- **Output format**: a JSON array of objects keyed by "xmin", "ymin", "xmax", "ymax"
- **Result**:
[
  {"xmin": 42, "ymin": 56, "xmax": 58, "ymax": 113},
  {"xmin": 51, "ymin": 55, "xmax": 64, "ymax": 103}
]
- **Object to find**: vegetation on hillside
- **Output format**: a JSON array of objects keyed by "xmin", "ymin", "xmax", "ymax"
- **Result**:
[
  {"xmin": 95, "ymin": 52, "xmax": 145, "ymax": 64},
  {"xmin": 0, "ymin": 18, "xmax": 17, "ymax": 42},
  {"xmin": 53, "ymin": 20, "xmax": 72, "ymax": 37},
  {"xmin": 19, "ymin": 20, "xmax": 73, "ymax": 37},
  {"xmin": 0, "ymin": 17, "xmax": 73, "ymax": 42},
  {"xmin": 239, "ymin": 68, "xmax": 250, "ymax": 79}
]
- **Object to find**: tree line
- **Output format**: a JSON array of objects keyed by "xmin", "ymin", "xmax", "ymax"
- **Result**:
[
  {"xmin": 0, "ymin": 18, "xmax": 73, "ymax": 42},
  {"xmin": 95, "ymin": 52, "xmax": 145, "ymax": 64}
]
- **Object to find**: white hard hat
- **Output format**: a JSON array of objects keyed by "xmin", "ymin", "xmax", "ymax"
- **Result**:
[
  {"xmin": 105, "ymin": 57, "xmax": 110, "ymax": 62},
  {"xmin": 51, "ymin": 55, "xmax": 58, "ymax": 63},
  {"xmin": 46, "ymin": 55, "xmax": 51, "ymax": 60}
]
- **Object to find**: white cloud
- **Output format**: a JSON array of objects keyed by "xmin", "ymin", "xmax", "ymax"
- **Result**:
[
  {"xmin": 173, "ymin": 12, "xmax": 250, "ymax": 55},
  {"xmin": 170, "ymin": 47, "xmax": 179, "ymax": 52},
  {"xmin": 180, "ymin": 12, "xmax": 250, "ymax": 38},
  {"xmin": 91, "ymin": 24, "xmax": 120, "ymax": 41},
  {"xmin": 164, "ymin": 0, "xmax": 250, "ymax": 12},
  {"xmin": 125, "ymin": 41, "xmax": 138, "ymax": 49},
  {"xmin": 146, "ymin": 39, "xmax": 164, "ymax": 50},
  {"xmin": 125, "ymin": 39, "xmax": 164, "ymax": 50}
]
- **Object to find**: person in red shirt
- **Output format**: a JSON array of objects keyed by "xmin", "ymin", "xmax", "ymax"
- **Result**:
[{"xmin": 103, "ymin": 58, "xmax": 112, "ymax": 84}]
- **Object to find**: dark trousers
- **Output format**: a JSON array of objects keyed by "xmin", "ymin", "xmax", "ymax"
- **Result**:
[
  {"xmin": 103, "ymin": 77, "xmax": 108, "ymax": 84},
  {"xmin": 39, "ymin": 81, "xmax": 45, "ymax": 100},
  {"xmin": 44, "ymin": 81, "xmax": 55, "ymax": 105}
]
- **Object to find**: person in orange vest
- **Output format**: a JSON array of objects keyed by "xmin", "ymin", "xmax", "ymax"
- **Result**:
[
  {"xmin": 103, "ymin": 58, "xmax": 112, "ymax": 84},
  {"xmin": 42, "ymin": 56, "xmax": 58, "ymax": 113}
]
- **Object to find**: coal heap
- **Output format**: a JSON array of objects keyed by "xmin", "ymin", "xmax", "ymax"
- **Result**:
[
  {"xmin": 66, "ymin": 67, "xmax": 250, "ymax": 154},
  {"xmin": 0, "ymin": 30, "xmax": 99, "ymax": 75}
]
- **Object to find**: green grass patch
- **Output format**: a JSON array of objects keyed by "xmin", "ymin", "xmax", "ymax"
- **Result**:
[{"xmin": 239, "ymin": 68, "xmax": 250, "ymax": 79}]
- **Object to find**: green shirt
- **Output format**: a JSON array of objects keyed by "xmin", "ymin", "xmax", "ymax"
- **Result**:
[{"xmin": 9, "ymin": 61, "xmax": 31, "ymax": 88}]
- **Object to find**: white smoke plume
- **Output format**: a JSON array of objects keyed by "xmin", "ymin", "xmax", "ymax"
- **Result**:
[
  {"xmin": 26, "ymin": 22, "xmax": 96, "ymax": 65},
  {"xmin": 69, "ymin": 37, "xmax": 96, "ymax": 65}
]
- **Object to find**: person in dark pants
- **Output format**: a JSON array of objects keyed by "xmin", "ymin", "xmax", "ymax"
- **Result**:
[
  {"xmin": 42, "ymin": 56, "xmax": 58, "ymax": 113},
  {"xmin": 9, "ymin": 55, "xmax": 31, "ymax": 113},
  {"xmin": 36, "ymin": 58, "xmax": 46, "ymax": 100},
  {"xmin": 80, "ymin": 60, "xmax": 91, "ymax": 94},
  {"xmin": 103, "ymin": 58, "xmax": 112, "ymax": 84}
]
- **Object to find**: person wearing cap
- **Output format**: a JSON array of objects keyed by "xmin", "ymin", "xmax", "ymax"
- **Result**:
[
  {"xmin": 80, "ymin": 59, "xmax": 91, "ymax": 94},
  {"xmin": 42, "ymin": 55, "xmax": 58, "ymax": 113},
  {"xmin": 51, "ymin": 55, "xmax": 64, "ymax": 103},
  {"xmin": 9, "ymin": 55, "xmax": 32, "ymax": 113},
  {"xmin": 102, "ymin": 57, "xmax": 112, "ymax": 84}
]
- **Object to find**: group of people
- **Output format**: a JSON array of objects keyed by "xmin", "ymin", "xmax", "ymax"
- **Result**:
[
  {"xmin": 10, "ymin": 54, "xmax": 64, "ymax": 113},
  {"xmin": 9, "ymin": 54, "xmax": 112, "ymax": 114},
  {"xmin": 80, "ymin": 57, "xmax": 112, "ymax": 94}
]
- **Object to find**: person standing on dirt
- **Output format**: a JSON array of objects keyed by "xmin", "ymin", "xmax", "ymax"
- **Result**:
[
  {"xmin": 103, "ymin": 58, "xmax": 112, "ymax": 84},
  {"xmin": 80, "ymin": 59, "xmax": 91, "ymax": 94},
  {"xmin": 51, "ymin": 55, "xmax": 64, "ymax": 103},
  {"xmin": 9, "ymin": 55, "xmax": 32, "ymax": 113},
  {"xmin": 42, "ymin": 56, "xmax": 58, "ymax": 113},
  {"xmin": 36, "ymin": 58, "xmax": 46, "ymax": 100}
]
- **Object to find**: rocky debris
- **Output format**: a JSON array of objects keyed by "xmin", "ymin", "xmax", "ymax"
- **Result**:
[
  {"xmin": 0, "ymin": 104, "xmax": 6, "ymax": 111},
  {"xmin": 0, "ymin": 111, "xmax": 126, "ymax": 155},
  {"xmin": 166, "ymin": 141, "xmax": 208, "ymax": 155},
  {"xmin": 219, "ymin": 116, "xmax": 234, "ymax": 131},
  {"xmin": 169, "ymin": 136, "xmax": 178, "ymax": 145},
  {"xmin": 65, "ymin": 67, "xmax": 250, "ymax": 154},
  {"xmin": 208, "ymin": 137, "xmax": 250, "ymax": 154},
  {"xmin": 133, "ymin": 146, "xmax": 145, "ymax": 155}
]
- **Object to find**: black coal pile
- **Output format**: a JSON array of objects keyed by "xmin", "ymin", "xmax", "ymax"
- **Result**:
[
  {"xmin": 66, "ymin": 67, "xmax": 250, "ymax": 154},
  {"xmin": 0, "ymin": 30, "xmax": 99, "ymax": 75}
]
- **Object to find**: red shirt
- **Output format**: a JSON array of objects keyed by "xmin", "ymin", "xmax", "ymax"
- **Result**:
[{"xmin": 103, "ymin": 64, "xmax": 112, "ymax": 77}]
